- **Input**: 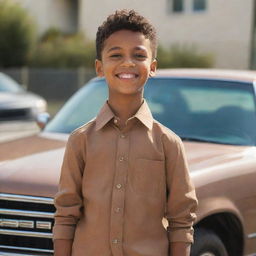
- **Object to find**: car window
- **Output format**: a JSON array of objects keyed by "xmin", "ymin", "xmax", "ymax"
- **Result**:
[
  {"xmin": 45, "ymin": 77, "xmax": 256, "ymax": 146},
  {"xmin": 45, "ymin": 79, "xmax": 108, "ymax": 133},
  {"xmin": 145, "ymin": 78, "xmax": 256, "ymax": 145},
  {"xmin": 0, "ymin": 73, "xmax": 23, "ymax": 93},
  {"xmin": 179, "ymin": 81, "xmax": 255, "ymax": 112}
]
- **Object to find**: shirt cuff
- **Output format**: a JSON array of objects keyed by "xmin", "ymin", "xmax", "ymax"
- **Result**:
[
  {"xmin": 52, "ymin": 224, "xmax": 76, "ymax": 240},
  {"xmin": 167, "ymin": 227, "xmax": 194, "ymax": 243}
]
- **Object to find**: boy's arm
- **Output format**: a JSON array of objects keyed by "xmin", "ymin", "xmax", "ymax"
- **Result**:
[
  {"xmin": 170, "ymin": 242, "xmax": 191, "ymax": 256},
  {"xmin": 54, "ymin": 239, "xmax": 73, "ymax": 256},
  {"xmin": 162, "ymin": 134, "xmax": 198, "ymax": 255},
  {"xmin": 53, "ymin": 133, "xmax": 85, "ymax": 254}
]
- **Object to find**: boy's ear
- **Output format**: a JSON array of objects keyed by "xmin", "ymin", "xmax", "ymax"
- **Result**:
[
  {"xmin": 149, "ymin": 59, "xmax": 157, "ymax": 77},
  {"xmin": 95, "ymin": 59, "xmax": 104, "ymax": 77}
]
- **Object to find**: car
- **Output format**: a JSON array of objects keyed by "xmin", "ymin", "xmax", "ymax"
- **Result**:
[
  {"xmin": 0, "ymin": 69, "xmax": 256, "ymax": 256},
  {"xmin": 0, "ymin": 72, "xmax": 47, "ymax": 121}
]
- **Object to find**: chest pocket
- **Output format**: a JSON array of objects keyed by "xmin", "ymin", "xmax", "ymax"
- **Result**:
[{"xmin": 130, "ymin": 158, "xmax": 165, "ymax": 197}]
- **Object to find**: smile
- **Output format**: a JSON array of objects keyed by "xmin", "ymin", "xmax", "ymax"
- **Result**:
[{"xmin": 116, "ymin": 73, "xmax": 138, "ymax": 79}]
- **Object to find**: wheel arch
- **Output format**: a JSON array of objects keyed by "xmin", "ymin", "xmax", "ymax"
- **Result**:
[{"xmin": 195, "ymin": 197, "xmax": 244, "ymax": 256}]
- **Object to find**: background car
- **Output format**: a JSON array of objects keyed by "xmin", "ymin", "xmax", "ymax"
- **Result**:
[
  {"xmin": 0, "ymin": 72, "xmax": 47, "ymax": 121},
  {"xmin": 0, "ymin": 69, "xmax": 256, "ymax": 256}
]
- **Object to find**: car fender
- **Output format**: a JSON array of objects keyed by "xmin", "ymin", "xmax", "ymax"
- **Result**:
[{"xmin": 195, "ymin": 196, "xmax": 244, "ymax": 226}]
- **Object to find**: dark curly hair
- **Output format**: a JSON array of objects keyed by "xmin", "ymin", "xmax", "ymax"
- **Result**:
[{"xmin": 96, "ymin": 9, "xmax": 157, "ymax": 60}]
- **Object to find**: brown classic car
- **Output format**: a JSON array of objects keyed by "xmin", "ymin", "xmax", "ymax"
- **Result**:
[{"xmin": 0, "ymin": 69, "xmax": 256, "ymax": 256}]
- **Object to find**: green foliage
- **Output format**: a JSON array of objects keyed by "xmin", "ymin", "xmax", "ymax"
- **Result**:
[
  {"xmin": 29, "ymin": 27, "xmax": 213, "ymax": 69},
  {"xmin": 157, "ymin": 44, "xmax": 214, "ymax": 68},
  {"xmin": 29, "ymin": 29, "xmax": 96, "ymax": 68},
  {"xmin": 40, "ymin": 27, "xmax": 62, "ymax": 42},
  {"xmin": 0, "ymin": 0, "xmax": 35, "ymax": 67}
]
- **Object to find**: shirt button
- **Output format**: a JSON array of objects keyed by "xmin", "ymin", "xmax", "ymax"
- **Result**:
[
  {"xmin": 114, "ymin": 119, "xmax": 118, "ymax": 124},
  {"xmin": 112, "ymin": 239, "xmax": 120, "ymax": 244},
  {"xmin": 119, "ymin": 156, "xmax": 125, "ymax": 161},
  {"xmin": 116, "ymin": 184, "xmax": 122, "ymax": 189},
  {"xmin": 120, "ymin": 134, "xmax": 126, "ymax": 138},
  {"xmin": 115, "ymin": 207, "xmax": 121, "ymax": 213}
]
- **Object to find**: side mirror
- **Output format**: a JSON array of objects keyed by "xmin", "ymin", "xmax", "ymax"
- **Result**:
[{"xmin": 36, "ymin": 112, "xmax": 50, "ymax": 130}]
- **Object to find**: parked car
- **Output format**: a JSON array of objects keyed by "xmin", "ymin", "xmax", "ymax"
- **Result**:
[
  {"xmin": 0, "ymin": 72, "xmax": 47, "ymax": 121},
  {"xmin": 0, "ymin": 69, "xmax": 256, "ymax": 256}
]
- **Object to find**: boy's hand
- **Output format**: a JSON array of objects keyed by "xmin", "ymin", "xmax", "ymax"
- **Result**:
[
  {"xmin": 170, "ymin": 242, "xmax": 191, "ymax": 256},
  {"xmin": 54, "ymin": 239, "xmax": 73, "ymax": 256}
]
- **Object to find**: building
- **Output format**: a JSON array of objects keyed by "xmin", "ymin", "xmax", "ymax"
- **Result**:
[
  {"xmin": 11, "ymin": 0, "xmax": 79, "ymax": 35},
  {"xmin": 11, "ymin": 0, "xmax": 256, "ymax": 69}
]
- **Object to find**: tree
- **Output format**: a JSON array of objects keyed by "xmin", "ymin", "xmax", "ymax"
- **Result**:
[{"xmin": 0, "ymin": 0, "xmax": 35, "ymax": 67}]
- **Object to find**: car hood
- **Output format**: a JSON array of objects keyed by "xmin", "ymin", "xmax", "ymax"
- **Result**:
[
  {"xmin": 184, "ymin": 141, "xmax": 249, "ymax": 171},
  {"xmin": 0, "ymin": 91, "xmax": 44, "ymax": 109},
  {"xmin": 0, "ymin": 132, "xmax": 249, "ymax": 198},
  {"xmin": 0, "ymin": 133, "xmax": 67, "ymax": 197}
]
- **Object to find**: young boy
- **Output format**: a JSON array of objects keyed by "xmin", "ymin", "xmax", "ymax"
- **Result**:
[{"xmin": 53, "ymin": 9, "xmax": 197, "ymax": 256}]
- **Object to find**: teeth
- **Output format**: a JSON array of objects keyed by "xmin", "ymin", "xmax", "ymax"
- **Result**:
[{"xmin": 118, "ymin": 73, "xmax": 136, "ymax": 79}]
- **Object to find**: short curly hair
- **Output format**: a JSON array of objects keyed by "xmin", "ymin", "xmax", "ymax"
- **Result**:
[{"xmin": 96, "ymin": 9, "xmax": 157, "ymax": 60}]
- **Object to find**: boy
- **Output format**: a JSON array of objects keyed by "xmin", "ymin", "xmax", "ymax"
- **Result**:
[{"xmin": 53, "ymin": 9, "xmax": 197, "ymax": 256}]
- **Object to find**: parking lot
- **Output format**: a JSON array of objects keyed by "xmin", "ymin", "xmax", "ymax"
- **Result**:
[{"xmin": 0, "ymin": 121, "xmax": 39, "ymax": 143}]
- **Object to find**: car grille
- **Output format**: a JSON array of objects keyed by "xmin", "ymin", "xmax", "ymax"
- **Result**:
[
  {"xmin": 0, "ymin": 108, "xmax": 32, "ymax": 120},
  {"xmin": 0, "ymin": 193, "xmax": 54, "ymax": 256}
]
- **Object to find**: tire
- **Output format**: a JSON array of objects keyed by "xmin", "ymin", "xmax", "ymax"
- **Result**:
[{"xmin": 191, "ymin": 228, "xmax": 228, "ymax": 256}]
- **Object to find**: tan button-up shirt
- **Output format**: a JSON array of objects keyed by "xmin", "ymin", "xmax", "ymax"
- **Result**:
[{"xmin": 53, "ymin": 100, "xmax": 198, "ymax": 256}]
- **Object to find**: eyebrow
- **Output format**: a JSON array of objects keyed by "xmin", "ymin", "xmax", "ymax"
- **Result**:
[
  {"xmin": 107, "ymin": 47, "xmax": 121, "ymax": 53},
  {"xmin": 107, "ymin": 46, "xmax": 147, "ymax": 53}
]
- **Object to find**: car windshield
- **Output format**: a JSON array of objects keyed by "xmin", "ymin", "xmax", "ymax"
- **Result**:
[
  {"xmin": 0, "ymin": 73, "xmax": 23, "ymax": 93},
  {"xmin": 45, "ymin": 77, "xmax": 256, "ymax": 146}
]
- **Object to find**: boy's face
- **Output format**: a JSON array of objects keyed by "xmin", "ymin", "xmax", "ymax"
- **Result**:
[{"xmin": 95, "ymin": 30, "xmax": 157, "ymax": 97}]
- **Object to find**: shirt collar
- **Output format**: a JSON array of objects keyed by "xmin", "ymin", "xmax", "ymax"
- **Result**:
[
  {"xmin": 133, "ymin": 100, "xmax": 153, "ymax": 130},
  {"xmin": 95, "ymin": 100, "xmax": 153, "ymax": 131},
  {"xmin": 95, "ymin": 102, "xmax": 115, "ymax": 131}
]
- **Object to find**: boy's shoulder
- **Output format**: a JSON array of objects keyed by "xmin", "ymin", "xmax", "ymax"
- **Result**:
[
  {"xmin": 152, "ymin": 118, "xmax": 183, "ymax": 146},
  {"xmin": 69, "ymin": 118, "xmax": 96, "ymax": 141}
]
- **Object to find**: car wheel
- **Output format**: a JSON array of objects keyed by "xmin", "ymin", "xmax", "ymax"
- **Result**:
[{"xmin": 191, "ymin": 228, "xmax": 228, "ymax": 256}]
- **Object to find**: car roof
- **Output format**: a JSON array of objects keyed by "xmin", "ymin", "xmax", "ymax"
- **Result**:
[{"xmin": 156, "ymin": 69, "xmax": 256, "ymax": 83}]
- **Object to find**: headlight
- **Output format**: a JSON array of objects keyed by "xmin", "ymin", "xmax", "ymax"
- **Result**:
[{"xmin": 36, "ymin": 99, "xmax": 47, "ymax": 112}]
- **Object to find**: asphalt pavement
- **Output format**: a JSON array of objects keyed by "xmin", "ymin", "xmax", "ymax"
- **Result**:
[{"xmin": 0, "ymin": 121, "xmax": 40, "ymax": 143}]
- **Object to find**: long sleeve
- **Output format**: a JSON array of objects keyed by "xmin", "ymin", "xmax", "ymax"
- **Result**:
[
  {"xmin": 163, "ymin": 133, "xmax": 198, "ymax": 243},
  {"xmin": 53, "ymin": 132, "xmax": 85, "ymax": 240}
]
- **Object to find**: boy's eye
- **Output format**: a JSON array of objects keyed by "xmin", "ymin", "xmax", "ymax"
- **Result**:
[
  {"xmin": 110, "ymin": 54, "xmax": 121, "ymax": 58},
  {"xmin": 134, "ymin": 54, "xmax": 147, "ymax": 59}
]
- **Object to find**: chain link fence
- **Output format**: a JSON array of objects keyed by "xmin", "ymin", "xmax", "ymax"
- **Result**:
[{"xmin": 0, "ymin": 67, "xmax": 96, "ymax": 101}]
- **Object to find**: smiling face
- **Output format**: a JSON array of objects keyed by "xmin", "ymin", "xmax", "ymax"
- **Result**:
[{"xmin": 95, "ymin": 30, "xmax": 157, "ymax": 98}]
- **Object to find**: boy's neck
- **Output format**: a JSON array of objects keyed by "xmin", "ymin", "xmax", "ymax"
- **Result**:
[{"xmin": 108, "ymin": 94, "xmax": 143, "ymax": 128}]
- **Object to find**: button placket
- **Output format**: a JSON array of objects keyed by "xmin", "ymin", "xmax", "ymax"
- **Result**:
[{"xmin": 109, "ymin": 131, "xmax": 129, "ymax": 256}]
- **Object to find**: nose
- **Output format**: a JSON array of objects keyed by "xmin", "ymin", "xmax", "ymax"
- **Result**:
[{"xmin": 120, "ymin": 56, "xmax": 135, "ymax": 67}]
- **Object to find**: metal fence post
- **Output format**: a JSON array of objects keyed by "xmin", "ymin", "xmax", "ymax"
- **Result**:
[{"xmin": 21, "ymin": 66, "xmax": 29, "ymax": 90}]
